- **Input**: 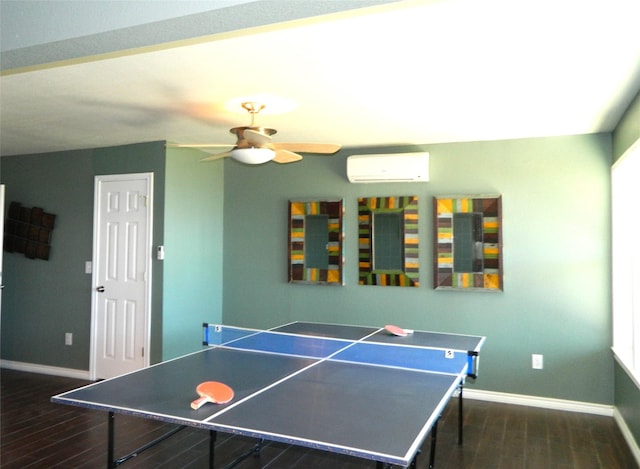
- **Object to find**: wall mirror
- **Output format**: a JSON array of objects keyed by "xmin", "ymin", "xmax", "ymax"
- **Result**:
[
  {"xmin": 433, "ymin": 195, "xmax": 502, "ymax": 291},
  {"xmin": 358, "ymin": 196, "xmax": 419, "ymax": 287},
  {"xmin": 288, "ymin": 200, "xmax": 344, "ymax": 285}
]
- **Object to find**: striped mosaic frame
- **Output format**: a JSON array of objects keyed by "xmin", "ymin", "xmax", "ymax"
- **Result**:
[
  {"xmin": 288, "ymin": 200, "xmax": 344, "ymax": 285},
  {"xmin": 358, "ymin": 196, "xmax": 419, "ymax": 287},
  {"xmin": 433, "ymin": 195, "xmax": 503, "ymax": 291}
]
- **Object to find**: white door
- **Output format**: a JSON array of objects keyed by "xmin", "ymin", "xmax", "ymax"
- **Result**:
[{"xmin": 91, "ymin": 173, "xmax": 153, "ymax": 380}]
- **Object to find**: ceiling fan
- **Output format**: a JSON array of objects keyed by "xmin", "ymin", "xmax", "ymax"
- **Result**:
[{"xmin": 169, "ymin": 102, "xmax": 341, "ymax": 164}]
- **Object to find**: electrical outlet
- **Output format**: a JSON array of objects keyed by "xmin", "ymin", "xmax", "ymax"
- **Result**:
[
  {"xmin": 532, "ymin": 354, "xmax": 543, "ymax": 369},
  {"xmin": 65, "ymin": 333, "xmax": 73, "ymax": 346}
]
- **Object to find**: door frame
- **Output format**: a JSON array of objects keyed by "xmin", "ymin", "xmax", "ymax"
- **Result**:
[{"xmin": 89, "ymin": 173, "xmax": 154, "ymax": 381}]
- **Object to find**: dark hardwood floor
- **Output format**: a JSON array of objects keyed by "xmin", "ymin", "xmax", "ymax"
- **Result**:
[{"xmin": 1, "ymin": 369, "xmax": 637, "ymax": 468}]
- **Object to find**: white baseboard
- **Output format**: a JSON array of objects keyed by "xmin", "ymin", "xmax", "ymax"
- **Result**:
[
  {"xmin": 614, "ymin": 407, "xmax": 640, "ymax": 467},
  {"xmin": 0, "ymin": 359, "xmax": 91, "ymax": 380},
  {"xmin": 464, "ymin": 388, "xmax": 614, "ymax": 416}
]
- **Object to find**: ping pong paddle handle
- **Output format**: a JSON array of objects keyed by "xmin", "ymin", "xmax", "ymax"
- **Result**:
[
  {"xmin": 190, "ymin": 396, "xmax": 211, "ymax": 410},
  {"xmin": 190, "ymin": 381, "xmax": 234, "ymax": 409}
]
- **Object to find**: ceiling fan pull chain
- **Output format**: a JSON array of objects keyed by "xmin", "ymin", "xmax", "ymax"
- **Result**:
[{"xmin": 242, "ymin": 102, "xmax": 264, "ymax": 127}]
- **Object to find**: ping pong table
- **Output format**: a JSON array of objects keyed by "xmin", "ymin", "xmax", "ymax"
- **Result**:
[{"xmin": 51, "ymin": 321, "xmax": 485, "ymax": 468}]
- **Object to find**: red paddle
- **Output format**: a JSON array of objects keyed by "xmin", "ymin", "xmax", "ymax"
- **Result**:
[
  {"xmin": 385, "ymin": 324, "xmax": 414, "ymax": 337},
  {"xmin": 190, "ymin": 381, "xmax": 234, "ymax": 409}
]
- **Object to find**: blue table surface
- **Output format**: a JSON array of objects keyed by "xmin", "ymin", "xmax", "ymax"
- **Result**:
[{"xmin": 53, "ymin": 322, "xmax": 484, "ymax": 466}]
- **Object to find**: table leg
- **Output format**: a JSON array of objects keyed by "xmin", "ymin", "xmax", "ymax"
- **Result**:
[
  {"xmin": 429, "ymin": 418, "xmax": 439, "ymax": 469},
  {"xmin": 105, "ymin": 412, "xmax": 185, "ymax": 467},
  {"xmin": 209, "ymin": 430, "xmax": 217, "ymax": 469},
  {"xmin": 107, "ymin": 412, "xmax": 115, "ymax": 469},
  {"xmin": 458, "ymin": 383, "xmax": 463, "ymax": 445}
]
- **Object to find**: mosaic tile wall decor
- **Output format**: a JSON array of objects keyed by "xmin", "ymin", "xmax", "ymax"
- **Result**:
[
  {"xmin": 288, "ymin": 199, "xmax": 344, "ymax": 285},
  {"xmin": 358, "ymin": 196, "xmax": 419, "ymax": 287},
  {"xmin": 433, "ymin": 195, "xmax": 502, "ymax": 291}
]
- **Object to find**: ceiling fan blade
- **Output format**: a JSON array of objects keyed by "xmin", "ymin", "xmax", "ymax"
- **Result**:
[
  {"xmin": 167, "ymin": 143, "xmax": 234, "ymax": 155},
  {"xmin": 200, "ymin": 151, "xmax": 233, "ymax": 162},
  {"xmin": 243, "ymin": 128, "xmax": 273, "ymax": 146},
  {"xmin": 167, "ymin": 143, "xmax": 232, "ymax": 148},
  {"xmin": 273, "ymin": 143, "xmax": 341, "ymax": 154},
  {"xmin": 273, "ymin": 149, "xmax": 303, "ymax": 164}
]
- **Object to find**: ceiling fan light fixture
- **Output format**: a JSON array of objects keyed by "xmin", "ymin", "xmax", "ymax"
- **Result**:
[{"xmin": 230, "ymin": 147, "xmax": 275, "ymax": 164}]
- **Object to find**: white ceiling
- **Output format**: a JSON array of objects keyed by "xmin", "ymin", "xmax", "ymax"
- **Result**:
[{"xmin": 1, "ymin": 0, "xmax": 639, "ymax": 158}]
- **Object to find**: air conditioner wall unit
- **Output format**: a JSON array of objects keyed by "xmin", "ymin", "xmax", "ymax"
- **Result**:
[{"xmin": 346, "ymin": 152, "xmax": 429, "ymax": 183}]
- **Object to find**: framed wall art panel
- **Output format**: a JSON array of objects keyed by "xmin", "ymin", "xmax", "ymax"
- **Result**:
[
  {"xmin": 433, "ymin": 195, "xmax": 502, "ymax": 291},
  {"xmin": 288, "ymin": 199, "xmax": 344, "ymax": 285},
  {"xmin": 358, "ymin": 196, "xmax": 419, "ymax": 287}
]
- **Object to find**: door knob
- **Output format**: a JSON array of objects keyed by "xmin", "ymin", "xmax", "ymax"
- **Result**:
[{"xmin": 96, "ymin": 286, "xmax": 105, "ymax": 293}]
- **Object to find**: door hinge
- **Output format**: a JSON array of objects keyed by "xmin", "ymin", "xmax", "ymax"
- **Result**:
[{"xmin": 141, "ymin": 347, "xmax": 145, "ymax": 357}]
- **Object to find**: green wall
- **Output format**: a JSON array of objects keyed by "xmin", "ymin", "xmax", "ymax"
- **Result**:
[
  {"xmin": 0, "ymin": 141, "xmax": 226, "ymax": 369},
  {"xmin": 1, "ymin": 149, "xmax": 95, "ymax": 369},
  {"xmin": 223, "ymin": 134, "xmax": 613, "ymax": 405},
  {"xmin": 0, "ymin": 130, "xmax": 628, "ymax": 410},
  {"xmin": 1, "ymin": 142, "xmax": 166, "ymax": 369},
  {"xmin": 162, "ymin": 148, "xmax": 224, "ymax": 360}
]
